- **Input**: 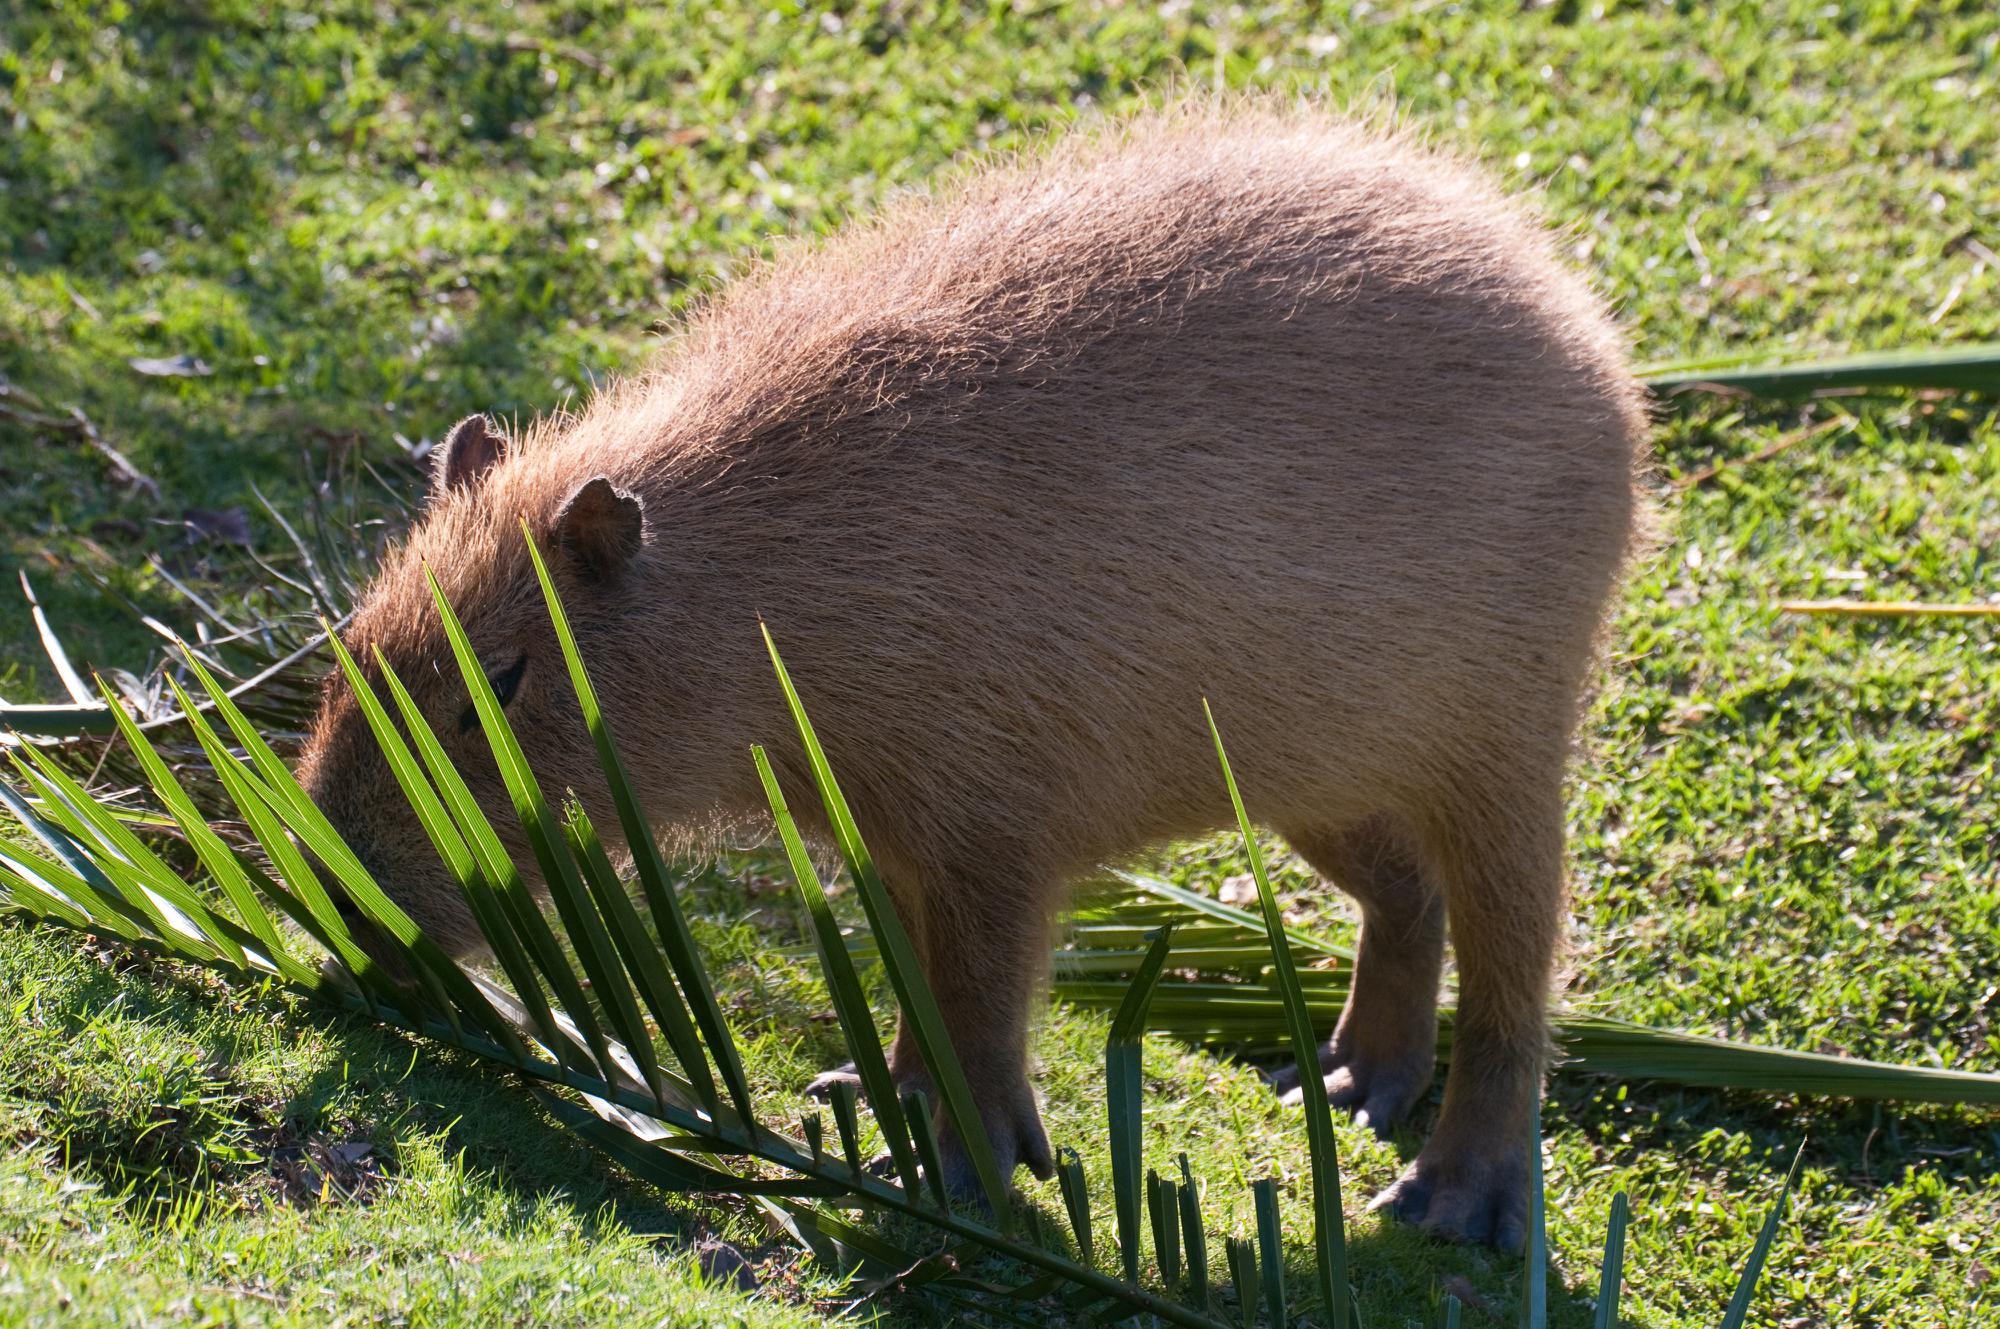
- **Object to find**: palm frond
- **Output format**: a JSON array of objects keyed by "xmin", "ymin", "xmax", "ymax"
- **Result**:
[
  {"xmin": 0, "ymin": 455, "xmax": 401, "ymax": 806},
  {"xmin": 1207, "ymin": 701, "xmax": 1353, "ymax": 1328},
  {"xmin": 0, "ymin": 526, "xmax": 1810, "ymax": 1324},
  {"xmin": 1050, "ymin": 871, "xmax": 2000, "ymax": 1106},
  {"xmin": 1641, "ymin": 340, "xmax": 2000, "ymax": 397}
]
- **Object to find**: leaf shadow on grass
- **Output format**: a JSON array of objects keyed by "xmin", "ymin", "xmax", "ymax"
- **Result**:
[{"xmin": 0, "ymin": 919, "xmax": 726, "ymax": 1256}]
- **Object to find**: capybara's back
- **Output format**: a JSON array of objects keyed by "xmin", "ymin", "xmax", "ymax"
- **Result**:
[{"xmin": 300, "ymin": 101, "xmax": 1647, "ymax": 1250}]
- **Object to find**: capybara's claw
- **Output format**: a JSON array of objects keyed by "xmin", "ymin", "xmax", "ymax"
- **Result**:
[
  {"xmin": 1370, "ymin": 1151, "xmax": 1528, "ymax": 1254},
  {"xmin": 1273, "ymin": 1032, "xmax": 1433, "ymax": 1138},
  {"xmin": 804, "ymin": 1063, "xmax": 862, "ymax": 1100}
]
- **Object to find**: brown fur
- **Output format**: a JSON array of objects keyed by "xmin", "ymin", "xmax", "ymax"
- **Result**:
[{"xmin": 297, "ymin": 100, "xmax": 1647, "ymax": 1249}]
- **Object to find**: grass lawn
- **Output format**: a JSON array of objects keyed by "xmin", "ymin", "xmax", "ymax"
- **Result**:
[{"xmin": 2, "ymin": 0, "xmax": 1997, "ymax": 1324}]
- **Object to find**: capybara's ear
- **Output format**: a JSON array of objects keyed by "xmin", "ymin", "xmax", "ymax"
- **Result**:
[
  {"xmin": 554, "ymin": 476, "xmax": 645, "ymax": 579},
  {"xmin": 430, "ymin": 414, "xmax": 505, "ymax": 499}
]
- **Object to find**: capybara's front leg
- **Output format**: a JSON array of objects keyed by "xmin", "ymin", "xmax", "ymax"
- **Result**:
[
  {"xmin": 914, "ymin": 866, "xmax": 1056, "ymax": 1197},
  {"xmin": 801, "ymin": 859, "xmax": 1054, "ymax": 1196},
  {"xmin": 1368, "ymin": 788, "xmax": 1564, "ymax": 1253},
  {"xmin": 805, "ymin": 859, "xmax": 935, "ymax": 1107}
]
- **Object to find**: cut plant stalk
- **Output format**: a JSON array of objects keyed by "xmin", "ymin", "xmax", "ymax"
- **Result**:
[
  {"xmin": 1054, "ymin": 871, "xmax": 2000, "ymax": 1106},
  {"xmin": 1642, "ymin": 340, "xmax": 2000, "ymax": 397},
  {"xmin": 1778, "ymin": 599, "xmax": 2000, "ymax": 618},
  {"xmin": 1108, "ymin": 924, "xmax": 1176, "ymax": 1283}
]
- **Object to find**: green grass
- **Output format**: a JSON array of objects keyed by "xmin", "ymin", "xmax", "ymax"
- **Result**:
[
  {"xmin": 0, "ymin": 922, "xmax": 828, "ymax": 1327},
  {"xmin": 3, "ymin": 0, "xmax": 1998, "ymax": 1324}
]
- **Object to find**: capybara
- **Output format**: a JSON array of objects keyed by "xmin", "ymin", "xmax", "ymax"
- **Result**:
[{"xmin": 297, "ymin": 100, "xmax": 1646, "ymax": 1251}]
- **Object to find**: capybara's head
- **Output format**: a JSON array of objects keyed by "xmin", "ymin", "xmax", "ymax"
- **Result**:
[{"xmin": 296, "ymin": 414, "xmax": 651, "ymax": 958}]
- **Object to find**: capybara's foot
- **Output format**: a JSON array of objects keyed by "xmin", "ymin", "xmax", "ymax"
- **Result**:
[
  {"xmin": 935, "ymin": 1077, "xmax": 1055, "ymax": 1201},
  {"xmin": 1369, "ymin": 1143, "xmax": 1529, "ymax": 1253},
  {"xmin": 804, "ymin": 1057, "xmax": 934, "ymax": 1103},
  {"xmin": 803, "ymin": 1062, "xmax": 861, "ymax": 1100},
  {"xmin": 1269, "ymin": 1024, "xmax": 1435, "ymax": 1136}
]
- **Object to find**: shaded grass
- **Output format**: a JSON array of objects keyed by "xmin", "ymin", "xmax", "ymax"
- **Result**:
[
  {"xmin": 3, "ymin": 0, "xmax": 1999, "ymax": 1325},
  {"xmin": 0, "ymin": 910, "xmax": 833, "ymax": 1327}
]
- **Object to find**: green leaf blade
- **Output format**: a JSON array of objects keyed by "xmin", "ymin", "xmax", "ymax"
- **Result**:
[
  {"xmin": 760, "ymin": 624, "xmax": 1012, "ymax": 1225},
  {"xmin": 523, "ymin": 527, "xmax": 743, "ymax": 1121},
  {"xmin": 752, "ymin": 743, "xmax": 923, "ymax": 1198},
  {"xmin": 1207, "ymin": 701, "xmax": 1349, "ymax": 1327}
]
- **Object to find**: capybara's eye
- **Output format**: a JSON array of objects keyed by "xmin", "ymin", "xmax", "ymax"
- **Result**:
[{"xmin": 459, "ymin": 653, "xmax": 529, "ymax": 733}]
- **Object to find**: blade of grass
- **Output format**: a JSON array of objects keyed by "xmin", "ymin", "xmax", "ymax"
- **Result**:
[
  {"xmin": 11, "ymin": 748, "xmax": 281, "ymax": 974},
  {"xmin": 1208, "ymin": 701, "xmax": 1350, "ymax": 1328},
  {"xmin": 1641, "ymin": 341, "xmax": 2000, "ymax": 396},
  {"xmin": 1179, "ymin": 1154, "xmax": 1209, "ymax": 1310},
  {"xmin": 563, "ymin": 800, "xmax": 721, "ymax": 1113},
  {"xmin": 761, "ymin": 622, "xmax": 1012, "ymax": 1225},
  {"xmin": 1778, "ymin": 599, "xmax": 2000, "ymax": 618},
  {"xmin": 0, "ymin": 853, "xmax": 97, "ymax": 931},
  {"xmin": 159, "ymin": 662, "xmax": 477, "ymax": 1031},
  {"xmin": 904, "ymin": 1090, "xmax": 953, "ymax": 1213},
  {"xmin": 540, "ymin": 1092, "xmax": 845, "ymax": 1197},
  {"xmin": 524, "ymin": 528, "xmax": 742, "ymax": 1120},
  {"xmin": 425, "ymin": 566, "xmax": 641, "ymax": 1080},
  {"xmin": 1057, "ymin": 1147, "xmax": 1094, "ymax": 1265},
  {"xmin": 828, "ymin": 1079, "xmax": 865, "ymax": 1176},
  {"xmin": 0, "ymin": 701, "xmax": 121, "ymax": 737},
  {"xmin": 0, "ymin": 785, "xmax": 157, "ymax": 943},
  {"xmin": 548, "ymin": 797, "xmax": 671, "ymax": 1102},
  {"xmin": 370, "ymin": 649, "xmax": 596, "ymax": 1073},
  {"xmin": 1109, "ymin": 924, "xmax": 1176, "ymax": 1283},
  {"xmin": 1594, "ymin": 1192, "xmax": 1629, "ymax": 1329},
  {"xmin": 162, "ymin": 657, "xmax": 484, "ymax": 1034},
  {"xmin": 1150, "ymin": 1169, "xmax": 1181, "ymax": 1289},
  {"xmin": 1253, "ymin": 1178, "xmax": 1286, "ymax": 1329},
  {"xmin": 1, "ymin": 772, "xmax": 228, "ymax": 964},
  {"xmin": 94, "ymin": 676, "xmax": 308, "ymax": 980},
  {"xmin": 1073, "ymin": 876, "xmax": 2000, "ymax": 1105},
  {"xmin": 752, "ymin": 743, "xmax": 923, "ymax": 1198},
  {"xmin": 1226, "ymin": 1237, "xmax": 1259, "ymax": 1329},
  {"xmin": 252, "ymin": 483, "xmax": 340, "ymax": 617},
  {"xmin": 163, "ymin": 653, "xmax": 460, "ymax": 992},
  {"xmin": 165, "ymin": 679, "xmax": 402, "ymax": 1007},
  {"xmin": 317, "ymin": 634, "xmax": 549, "ymax": 1055},
  {"xmin": 19, "ymin": 572, "xmax": 98, "ymax": 707},
  {"xmin": 1717, "ymin": 1143, "xmax": 1805, "ymax": 1329},
  {"xmin": 1521, "ymin": 1125, "xmax": 1547, "ymax": 1329},
  {"xmin": 1102, "ymin": 868, "xmax": 1351, "ymax": 960},
  {"xmin": 6, "ymin": 755, "xmax": 220, "ymax": 959}
]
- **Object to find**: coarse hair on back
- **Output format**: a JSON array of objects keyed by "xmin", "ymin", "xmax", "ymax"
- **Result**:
[{"xmin": 495, "ymin": 90, "xmax": 1645, "ymax": 521}]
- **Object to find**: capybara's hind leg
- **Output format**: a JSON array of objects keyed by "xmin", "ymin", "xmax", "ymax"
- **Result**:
[
  {"xmin": 1368, "ymin": 781, "xmax": 1565, "ymax": 1253},
  {"xmin": 1271, "ymin": 816, "xmax": 1444, "ymax": 1133}
]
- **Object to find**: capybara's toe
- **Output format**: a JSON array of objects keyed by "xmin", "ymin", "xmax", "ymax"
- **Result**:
[
  {"xmin": 1274, "ymin": 1035, "xmax": 1431, "ymax": 1137},
  {"xmin": 1266, "ymin": 1038, "xmax": 1343, "ymax": 1099},
  {"xmin": 1015, "ymin": 1097, "xmax": 1056, "ymax": 1181},
  {"xmin": 1369, "ymin": 1150, "xmax": 1528, "ymax": 1255},
  {"xmin": 803, "ymin": 1062, "xmax": 862, "ymax": 1100},
  {"xmin": 931, "ymin": 1080, "xmax": 1053, "ymax": 1202}
]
